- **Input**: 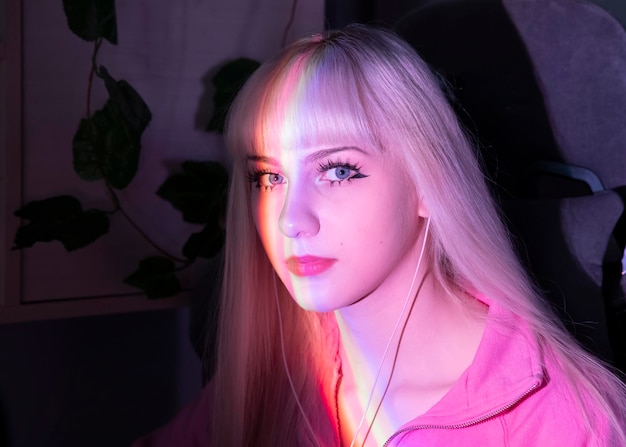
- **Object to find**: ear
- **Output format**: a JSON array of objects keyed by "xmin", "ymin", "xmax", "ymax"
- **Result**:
[{"xmin": 418, "ymin": 197, "xmax": 429, "ymax": 218}]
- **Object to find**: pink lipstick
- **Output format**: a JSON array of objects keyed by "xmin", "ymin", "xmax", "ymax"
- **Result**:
[{"xmin": 286, "ymin": 256, "xmax": 336, "ymax": 277}]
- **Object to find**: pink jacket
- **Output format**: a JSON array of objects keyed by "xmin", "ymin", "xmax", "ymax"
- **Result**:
[
  {"xmin": 133, "ymin": 300, "xmax": 621, "ymax": 446},
  {"xmin": 381, "ymin": 300, "xmax": 618, "ymax": 446}
]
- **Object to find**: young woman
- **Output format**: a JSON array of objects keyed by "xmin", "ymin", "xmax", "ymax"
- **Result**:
[{"xmin": 134, "ymin": 24, "xmax": 626, "ymax": 446}]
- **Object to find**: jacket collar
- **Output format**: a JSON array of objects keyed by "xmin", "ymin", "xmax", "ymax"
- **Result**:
[
  {"xmin": 311, "ymin": 297, "xmax": 547, "ymax": 446},
  {"xmin": 386, "ymin": 297, "xmax": 546, "ymax": 438}
]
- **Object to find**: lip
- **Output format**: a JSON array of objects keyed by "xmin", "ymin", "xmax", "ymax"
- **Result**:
[{"xmin": 286, "ymin": 256, "xmax": 336, "ymax": 277}]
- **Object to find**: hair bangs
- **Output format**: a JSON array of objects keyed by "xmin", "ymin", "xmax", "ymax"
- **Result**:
[
  {"xmin": 227, "ymin": 46, "xmax": 382, "ymax": 161},
  {"xmin": 278, "ymin": 55, "xmax": 380, "ymax": 152}
]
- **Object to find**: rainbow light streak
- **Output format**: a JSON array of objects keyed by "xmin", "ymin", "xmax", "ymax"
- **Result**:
[
  {"xmin": 251, "ymin": 55, "xmax": 406, "ymax": 445},
  {"xmin": 336, "ymin": 319, "xmax": 404, "ymax": 446},
  {"xmin": 253, "ymin": 53, "xmax": 320, "ymax": 311}
]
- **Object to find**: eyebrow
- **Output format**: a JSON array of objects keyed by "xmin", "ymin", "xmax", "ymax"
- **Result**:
[
  {"xmin": 246, "ymin": 154, "xmax": 280, "ymax": 165},
  {"xmin": 246, "ymin": 146, "xmax": 367, "ymax": 165},
  {"xmin": 304, "ymin": 146, "xmax": 367, "ymax": 163}
]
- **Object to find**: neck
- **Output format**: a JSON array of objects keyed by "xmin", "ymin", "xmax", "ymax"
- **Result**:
[{"xmin": 334, "ymin": 274, "xmax": 487, "ymax": 446}]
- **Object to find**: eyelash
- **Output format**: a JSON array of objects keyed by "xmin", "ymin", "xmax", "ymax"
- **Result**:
[
  {"xmin": 246, "ymin": 168, "xmax": 282, "ymax": 191},
  {"xmin": 246, "ymin": 159, "xmax": 367, "ymax": 191},
  {"xmin": 317, "ymin": 159, "xmax": 366, "ymax": 185}
]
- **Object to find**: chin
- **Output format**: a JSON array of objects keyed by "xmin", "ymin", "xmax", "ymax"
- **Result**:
[{"xmin": 291, "ymin": 295, "xmax": 341, "ymax": 313}]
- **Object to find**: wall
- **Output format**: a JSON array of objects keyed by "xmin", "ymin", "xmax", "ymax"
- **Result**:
[
  {"xmin": 0, "ymin": 0, "xmax": 324, "ymax": 445},
  {"xmin": 17, "ymin": 0, "xmax": 321, "ymax": 303},
  {"xmin": 0, "ymin": 308, "xmax": 200, "ymax": 447}
]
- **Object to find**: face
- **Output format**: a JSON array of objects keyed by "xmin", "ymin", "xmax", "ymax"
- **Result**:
[{"xmin": 247, "ymin": 140, "xmax": 426, "ymax": 313}]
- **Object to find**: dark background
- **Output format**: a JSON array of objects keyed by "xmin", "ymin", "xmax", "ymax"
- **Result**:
[{"xmin": 1, "ymin": 1, "xmax": 624, "ymax": 446}]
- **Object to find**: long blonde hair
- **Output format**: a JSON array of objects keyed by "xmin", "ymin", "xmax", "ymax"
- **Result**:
[{"xmin": 212, "ymin": 24, "xmax": 626, "ymax": 445}]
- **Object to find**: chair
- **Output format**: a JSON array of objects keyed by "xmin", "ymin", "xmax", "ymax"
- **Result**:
[{"xmin": 395, "ymin": 0, "xmax": 626, "ymax": 370}]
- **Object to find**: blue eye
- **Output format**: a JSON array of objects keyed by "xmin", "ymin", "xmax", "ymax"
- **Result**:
[
  {"xmin": 268, "ymin": 173, "xmax": 284, "ymax": 185},
  {"xmin": 246, "ymin": 170, "xmax": 286, "ymax": 191},
  {"xmin": 317, "ymin": 160, "xmax": 368, "ymax": 185},
  {"xmin": 333, "ymin": 167, "xmax": 352, "ymax": 180},
  {"xmin": 258, "ymin": 173, "xmax": 285, "ymax": 190}
]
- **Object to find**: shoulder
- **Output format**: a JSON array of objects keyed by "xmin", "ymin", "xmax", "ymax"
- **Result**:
[
  {"xmin": 131, "ymin": 382, "xmax": 214, "ymax": 447},
  {"xmin": 500, "ymin": 350, "xmax": 620, "ymax": 447}
]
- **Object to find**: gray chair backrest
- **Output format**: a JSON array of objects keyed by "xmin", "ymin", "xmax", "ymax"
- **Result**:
[{"xmin": 396, "ymin": 0, "xmax": 626, "ymax": 370}]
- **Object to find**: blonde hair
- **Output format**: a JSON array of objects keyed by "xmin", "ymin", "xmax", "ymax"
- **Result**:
[{"xmin": 212, "ymin": 24, "xmax": 626, "ymax": 445}]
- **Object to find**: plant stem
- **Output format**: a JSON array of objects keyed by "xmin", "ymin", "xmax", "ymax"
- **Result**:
[
  {"xmin": 85, "ymin": 38, "xmax": 187, "ymax": 266},
  {"xmin": 87, "ymin": 38, "xmax": 103, "ymax": 118},
  {"xmin": 281, "ymin": 0, "xmax": 299, "ymax": 47},
  {"xmin": 104, "ymin": 182, "xmax": 189, "ymax": 265}
]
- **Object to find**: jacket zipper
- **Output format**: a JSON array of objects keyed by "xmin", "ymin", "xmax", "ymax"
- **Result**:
[{"xmin": 382, "ymin": 381, "xmax": 541, "ymax": 446}]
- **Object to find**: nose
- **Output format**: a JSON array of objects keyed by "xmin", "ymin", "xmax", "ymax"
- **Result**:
[{"xmin": 278, "ymin": 187, "xmax": 320, "ymax": 238}]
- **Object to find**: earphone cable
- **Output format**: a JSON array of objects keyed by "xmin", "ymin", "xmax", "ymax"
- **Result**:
[{"xmin": 349, "ymin": 218, "xmax": 430, "ymax": 447}]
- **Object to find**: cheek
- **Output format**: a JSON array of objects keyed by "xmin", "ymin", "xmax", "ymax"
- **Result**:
[
  {"xmin": 251, "ymin": 193, "xmax": 284, "ymax": 260},
  {"xmin": 251, "ymin": 194, "xmax": 300, "ymax": 298}
]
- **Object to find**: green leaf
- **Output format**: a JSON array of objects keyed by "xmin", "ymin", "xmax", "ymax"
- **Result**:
[
  {"xmin": 124, "ymin": 256, "xmax": 181, "ymax": 299},
  {"xmin": 207, "ymin": 58, "xmax": 261, "ymax": 133},
  {"xmin": 182, "ymin": 221, "xmax": 225, "ymax": 261},
  {"xmin": 13, "ymin": 196, "xmax": 109, "ymax": 251},
  {"xmin": 72, "ymin": 70, "xmax": 151, "ymax": 189},
  {"xmin": 62, "ymin": 0, "xmax": 118, "ymax": 44},
  {"xmin": 157, "ymin": 161, "xmax": 228, "ymax": 224},
  {"xmin": 72, "ymin": 117, "xmax": 106, "ymax": 181},
  {"xmin": 99, "ymin": 66, "xmax": 152, "ymax": 135},
  {"xmin": 72, "ymin": 105, "xmax": 139, "ymax": 188}
]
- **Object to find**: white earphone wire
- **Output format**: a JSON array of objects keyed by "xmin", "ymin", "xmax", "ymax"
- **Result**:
[
  {"xmin": 274, "ymin": 218, "xmax": 431, "ymax": 447},
  {"xmin": 349, "ymin": 218, "xmax": 431, "ymax": 447}
]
